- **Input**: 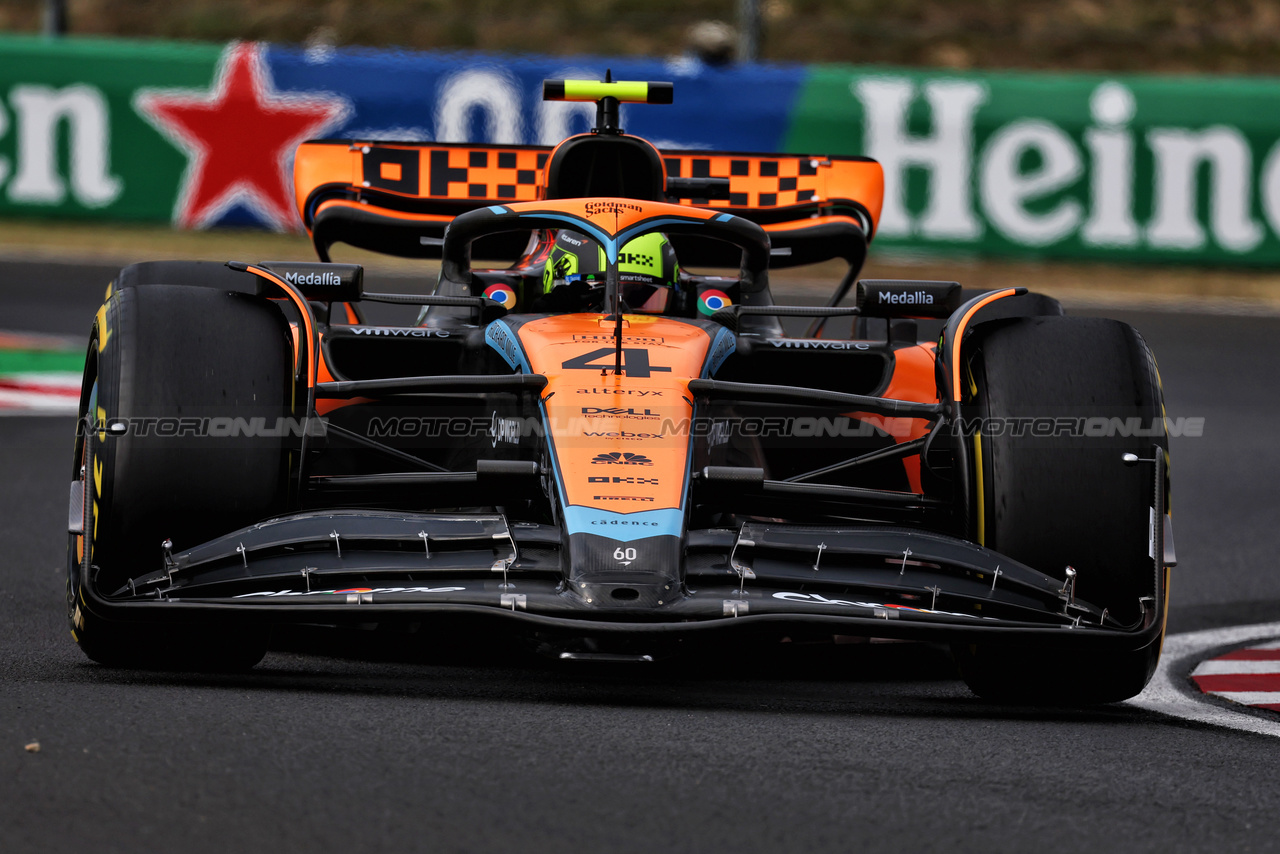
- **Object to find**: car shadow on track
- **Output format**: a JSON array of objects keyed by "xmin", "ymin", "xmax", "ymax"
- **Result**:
[{"xmin": 52, "ymin": 627, "xmax": 1162, "ymax": 724}]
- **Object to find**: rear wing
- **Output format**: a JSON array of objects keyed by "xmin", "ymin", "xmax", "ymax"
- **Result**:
[{"xmin": 293, "ymin": 139, "xmax": 884, "ymax": 269}]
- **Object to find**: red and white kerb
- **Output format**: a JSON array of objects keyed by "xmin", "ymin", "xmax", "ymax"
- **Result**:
[{"xmin": 1192, "ymin": 640, "xmax": 1280, "ymax": 712}]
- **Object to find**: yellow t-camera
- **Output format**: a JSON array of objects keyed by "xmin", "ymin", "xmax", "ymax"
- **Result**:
[{"xmin": 542, "ymin": 79, "xmax": 674, "ymax": 105}]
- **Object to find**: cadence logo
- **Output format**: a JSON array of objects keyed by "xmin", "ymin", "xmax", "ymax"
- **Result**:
[{"xmin": 591, "ymin": 452, "xmax": 654, "ymax": 465}]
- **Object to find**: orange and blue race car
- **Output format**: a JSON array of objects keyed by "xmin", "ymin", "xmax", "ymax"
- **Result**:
[{"xmin": 66, "ymin": 77, "xmax": 1173, "ymax": 703}]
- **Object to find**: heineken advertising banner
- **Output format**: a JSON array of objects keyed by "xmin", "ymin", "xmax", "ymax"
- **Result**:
[
  {"xmin": 788, "ymin": 67, "xmax": 1280, "ymax": 265},
  {"xmin": 4, "ymin": 33, "xmax": 1280, "ymax": 266}
]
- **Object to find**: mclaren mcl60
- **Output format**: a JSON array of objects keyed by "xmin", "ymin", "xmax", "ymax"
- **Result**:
[{"xmin": 67, "ymin": 78, "xmax": 1173, "ymax": 703}]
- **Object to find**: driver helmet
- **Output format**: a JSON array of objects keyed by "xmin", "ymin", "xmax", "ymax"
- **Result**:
[{"xmin": 541, "ymin": 229, "xmax": 681, "ymax": 314}]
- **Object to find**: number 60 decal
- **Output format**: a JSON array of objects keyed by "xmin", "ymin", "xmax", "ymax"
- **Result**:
[{"xmin": 613, "ymin": 547, "xmax": 637, "ymax": 561}]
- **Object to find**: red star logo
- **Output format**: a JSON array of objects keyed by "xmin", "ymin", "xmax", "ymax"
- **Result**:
[{"xmin": 135, "ymin": 42, "xmax": 349, "ymax": 230}]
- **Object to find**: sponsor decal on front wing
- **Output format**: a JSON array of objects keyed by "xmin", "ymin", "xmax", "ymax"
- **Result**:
[
  {"xmin": 772, "ymin": 591, "xmax": 986, "ymax": 619},
  {"xmin": 235, "ymin": 586, "xmax": 466, "ymax": 598}
]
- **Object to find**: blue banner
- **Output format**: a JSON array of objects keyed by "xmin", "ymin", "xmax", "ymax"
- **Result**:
[{"xmin": 265, "ymin": 45, "xmax": 806, "ymax": 155}]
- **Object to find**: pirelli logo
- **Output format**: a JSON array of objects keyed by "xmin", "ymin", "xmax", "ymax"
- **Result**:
[
  {"xmin": 360, "ymin": 145, "xmax": 546, "ymax": 201},
  {"xmin": 665, "ymin": 155, "xmax": 826, "ymax": 208}
]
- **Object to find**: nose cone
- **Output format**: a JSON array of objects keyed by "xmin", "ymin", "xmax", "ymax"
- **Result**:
[{"xmin": 563, "ymin": 531, "xmax": 683, "ymax": 609}]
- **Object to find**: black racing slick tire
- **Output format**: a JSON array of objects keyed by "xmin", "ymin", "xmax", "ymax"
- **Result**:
[
  {"xmin": 68, "ymin": 284, "xmax": 293, "ymax": 669},
  {"xmin": 114, "ymin": 260, "xmax": 261, "ymax": 293},
  {"xmin": 956, "ymin": 316, "xmax": 1169, "ymax": 704}
]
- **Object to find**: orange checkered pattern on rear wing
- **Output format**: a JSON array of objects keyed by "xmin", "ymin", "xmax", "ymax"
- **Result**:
[
  {"xmin": 295, "ymin": 140, "xmax": 551, "ymax": 223},
  {"xmin": 661, "ymin": 152, "xmax": 883, "ymax": 233},
  {"xmin": 294, "ymin": 139, "xmax": 884, "ymax": 256}
]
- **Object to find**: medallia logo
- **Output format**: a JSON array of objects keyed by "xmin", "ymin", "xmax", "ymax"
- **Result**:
[
  {"xmin": 284, "ymin": 270, "xmax": 343, "ymax": 286},
  {"xmin": 877, "ymin": 289, "xmax": 934, "ymax": 305}
]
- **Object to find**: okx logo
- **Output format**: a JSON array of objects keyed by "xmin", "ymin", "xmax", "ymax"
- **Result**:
[
  {"xmin": 591, "ymin": 452, "xmax": 653, "ymax": 466},
  {"xmin": 619, "ymin": 252, "xmax": 654, "ymax": 267}
]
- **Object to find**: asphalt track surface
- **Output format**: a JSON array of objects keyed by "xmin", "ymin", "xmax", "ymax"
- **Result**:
[{"xmin": 5, "ymin": 261, "xmax": 1280, "ymax": 852}]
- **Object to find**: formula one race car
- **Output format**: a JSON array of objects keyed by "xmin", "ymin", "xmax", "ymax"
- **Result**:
[{"xmin": 67, "ymin": 78, "xmax": 1173, "ymax": 703}]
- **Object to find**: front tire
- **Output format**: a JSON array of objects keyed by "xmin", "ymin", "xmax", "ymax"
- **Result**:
[
  {"xmin": 69, "ymin": 284, "xmax": 293, "ymax": 669},
  {"xmin": 956, "ymin": 316, "xmax": 1169, "ymax": 704}
]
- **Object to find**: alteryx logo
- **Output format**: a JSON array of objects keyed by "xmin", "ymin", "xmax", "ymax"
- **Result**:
[{"xmin": 591, "ymin": 452, "xmax": 653, "ymax": 466}]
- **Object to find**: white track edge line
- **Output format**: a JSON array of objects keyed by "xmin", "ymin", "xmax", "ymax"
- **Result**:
[
  {"xmin": 0, "ymin": 405, "xmax": 79, "ymax": 417},
  {"xmin": 1127, "ymin": 621, "xmax": 1280, "ymax": 737},
  {"xmin": 1206, "ymin": 691, "xmax": 1280, "ymax": 705},
  {"xmin": 1192, "ymin": 660, "xmax": 1280, "ymax": 675}
]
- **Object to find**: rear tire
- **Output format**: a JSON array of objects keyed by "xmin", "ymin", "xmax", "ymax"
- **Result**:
[
  {"xmin": 956, "ymin": 316, "xmax": 1169, "ymax": 704},
  {"xmin": 68, "ymin": 284, "xmax": 293, "ymax": 669}
]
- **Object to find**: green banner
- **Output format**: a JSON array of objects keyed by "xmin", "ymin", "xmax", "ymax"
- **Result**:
[
  {"xmin": 0, "ymin": 35, "xmax": 221, "ymax": 222},
  {"xmin": 787, "ymin": 65, "xmax": 1280, "ymax": 265}
]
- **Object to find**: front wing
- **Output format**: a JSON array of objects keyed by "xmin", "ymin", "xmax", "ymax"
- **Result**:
[{"xmin": 73, "ymin": 495, "xmax": 1168, "ymax": 654}]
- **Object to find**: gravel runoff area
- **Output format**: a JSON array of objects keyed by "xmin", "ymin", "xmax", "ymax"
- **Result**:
[{"xmin": 3, "ymin": 218, "xmax": 1280, "ymax": 316}]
